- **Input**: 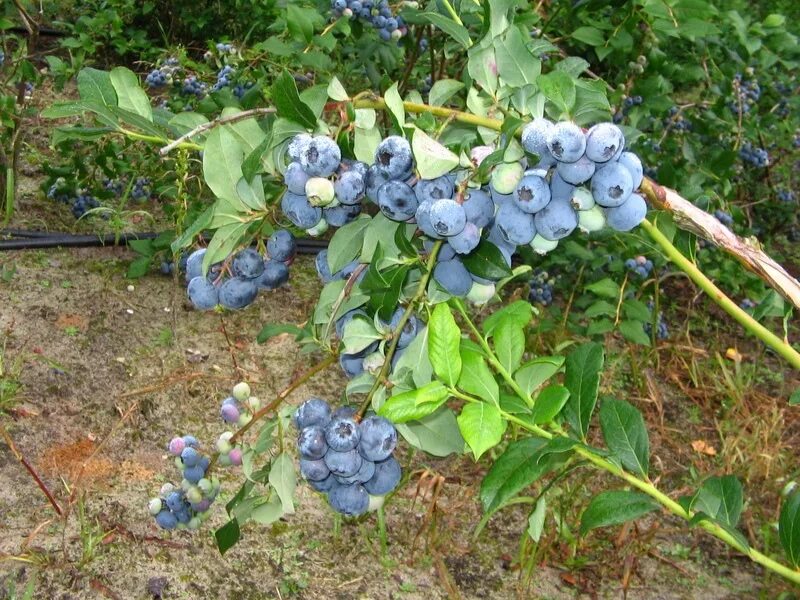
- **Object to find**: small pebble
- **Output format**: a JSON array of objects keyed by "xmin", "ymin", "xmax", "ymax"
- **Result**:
[{"xmin": 127, "ymin": 284, "xmax": 135, "ymax": 292}]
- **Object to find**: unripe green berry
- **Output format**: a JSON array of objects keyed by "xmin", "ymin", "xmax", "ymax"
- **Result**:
[
  {"xmin": 188, "ymin": 517, "xmax": 201, "ymax": 530},
  {"xmin": 305, "ymin": 177, "xmax": 335, "ymax": 207},
  {"xmin": 306, "ymin": 219, "xmax": 329, "ymax": 237},
  {"xmin": 571, "ymin": 187, "xmax": 595, "ymax": 211},
  {"xmin": 237, "ymin": 413, "xmax": 252, "ymax": 427},
  {"xmin": 578, "ymin": 205, "xmax": 606, "ymax": 233},
  {"xmin": 466, "ymin": 282, "xmax": 495, "ymax": 306},
  {"xmin": 148, "ymin": 498, "xmax": 162, "ymax": 515},
  {"xmin": 232, "ymin": 382, "xmax": 250, "ymax": 402},
  {"xmin": 186, "ymin": 486, "xmax": 203, "ymax": 504},
  {"xmin": 491, "ymin": 162, "xmax": 524, "ymax": 195},
  {"xmin": 362, "ymin": 351, "xmax": 385, "ymax": 374},
  {"xmin": 530, "ymin": 235, "xmax": 559, "ymax": 255},
  {"xmin": 198, "ymin": 478, "xmax": 212, "ymax": 494},
  {"xmin": 245, "ymin": 396, "xmax": 261, "ymax": 411}
]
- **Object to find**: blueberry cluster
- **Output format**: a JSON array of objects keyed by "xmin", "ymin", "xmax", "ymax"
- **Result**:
[
  {"xmin": 740, "ymin": 298, "xmax": 757, "ymax": 310},
  {"xmin": 330, "ymin": 0, "xmax": 407, "ymax": 41},
  {"xmin": 625, "ymin": 255, "xmax": 654, "ymax": 278},
  {"xmin": 714, "ymin": 210, "xmax": 734, "ymax": 227},
  {"xmin": 212, "ymin": 65, "xmax": 235, "ymax": 92},
  {"xmin": 283, "ymin": 121, "xmax": 647, "ymax": 302},
  {"xmin": 294, "ymin": 399, "xmax": 401, "ymax": 517},
  {"xmin": 643, "ymin": 302, "xmax": 669, "ymax": 340},
  {"xmin": 738, "ymin": 141, "xmax": 769, "ymax": 168},
  {"xmin": 215, "ymin": 42, "xmax": 236, "ymax": 54},
  {"xmin": 219, "ymin": 381, "xmax": 260, "ymax": 429},
  {"xmin": 148, "ymin": 435, "xmax": 220, "ymax": 530},
  {"xmin": 182, "ymin": 75, "xmax": 208, "ymax": 98},
  {"xmin": 160, "ymin": 253, "xmax": 188, "ymax": 276},
  {"xmin": 282, "ymin": 134, "xmax": 364, "ymax": 234},
  {"xmin": 145, "ymin": 59, "xmax": 179, "ymax": 89},
  {"xmin": 528, "ymin": 269, "xmax": 555, "ymax": 306},
  {"xmin": 185, "ymin": 229, "xmax": 295, "ymax": 311},
  {"xmin": 47, "ymin": 181, "xmax": 102, "ymax": 219},
  {"xmin": 778, "ymin": 189, "xmax": 796, "ymax": 203},
  {"xmin": 613, "ymin": 95, "xmax": 643, "ymax": 123},
  {"xmin": 233, "ymin": 82, "xmax": 254, "ymax": 100},
  {"xmin": 663, "ymin": 106, "xmax": 692, "ymax": 133},
  {"xmin": 728, "ymin": 73, "xmax": 761, "ymax": 117},
  {"xmin": 103, "ymin": 176, "xmax": 151, "ymax": 201},
  {"xmin": 23, "ymin": 81, "xmax": 33, "ymax": 101}
]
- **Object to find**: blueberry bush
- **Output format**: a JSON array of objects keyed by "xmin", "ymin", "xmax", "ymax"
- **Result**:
[{"xmin": 5, "ymin": 0, "xmax": 800, "ymax": 593}]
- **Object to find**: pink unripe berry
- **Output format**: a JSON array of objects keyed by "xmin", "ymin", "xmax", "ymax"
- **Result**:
[
  {"xmin": 168, "ymin": 437, "xmax": 185, "ymax": 456},
  {"xmin": 229, "ymin": 448, "xmax": 243, "ymax": 466}
]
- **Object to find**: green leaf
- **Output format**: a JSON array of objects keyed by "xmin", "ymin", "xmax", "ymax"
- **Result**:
[
  {"xmin": 77, "ymin": 68, "xmax": 117, "ymax": 106},
  {"xmin": 779, "ymin": 491, "xmax": 800, "ymax": 568},
  {"xmin": 580, "ymin": 490, "xmax": 659, "ymax": 535},
  {"xmin": 563, "ymin": 343, "xmax": 604, "ymax": 440},
  {"xmin": 514, "ymin": 356, "xmax": 564, "ymax": 397},
  {"xmin": 461, "ymin": 239, "xmax": 514, "ymax": 280},
  {"xmin": 171, "ymin": 206, "xmax": 213, "ymax": 254},
  {"xmin": 495, "ymin": 27, "xmax": 540, "ymax": 87},
  {"xmin": 790, "ymin": 389, "xmax": 800, "ymax": 406},
  {"xmin": 537, "ymin": 71, "xmax": 576, "ymax": 117},
  {"xmin": 215, "ymin": 519, "xmax": 240, "ymax": 555},
  {"xmin": 363, "ymin": 264, "xmax": 409, "ymax": 321},
  {"xmin": 417, "ymin": 12, "xmax": 471, "ymax": 49},
  {"xmin": 202, "ymin": 222, "xmax": 250, "ymax": 274},
  {"xmin": 480, "ymin": 437, "xmax": 568, "ymax": 514},
  {"xmin": 599, "ymin": 398, "xmax": 650, "ymax": 477},
  {"xmin": 384, "ymin": 82, "xmax": 405, "ymax": 130},
  {"xmin": 272, "ymin": 70, "xmax": 316, "ymax": 129},
  {"xmin": 458, "ymin": 346, "xmax": 499, "ymax": 405},
  {"xmin": 531, "ymin": 384, "xmax": 570, "ymax": 424},
  {"xmin": 412, "ymin": 129, "xmax": 459, "ymax": 179},
  {"xmin": 378, "ymin": 382, "xmax": 450, "ymax": 423},
  {"xmin": 690, "ymin": 475, "xmax": 743, "ymax": 528},
  {"xmin": 393, "ymin": 325, "xmax": 432, "ymax": 388},
  {"xmin": 342, "ymin": 317, "xmax": 382, "ymax": 354},
  {"xmin": 572, "ymin": 26, "xmax": 605, "ymax": 46},
  {"xmin": 250, "ymin": 495, "xmax": 284, "ymax": 524},
  {"xmin": 586, "ymin": 277, "xmax": 620, "ymax": 299},
  {"xmin": 619, "ymin": 320, "xmax": 651, "ymax": 346},
  {"xmin": 286, "ymin": 4, "xmax": 314, "ymax": 42},
  {"xmin": 429, "ymin": 79, "xmax": 464, "ymax": 107},
  {"xmin": 483, "ymin": 300, "xmax": 532, "ymax": 336},
  {"xmin": 428, "ymin": 303, "xmax": 462, "ymax": 386},
  {"xmin": 327, "ymin": 216, "xmax": 370, "ymax": 273},
  {"xmin": 327, "ymin": 77, "xmax": 349, "ymax": 101},
  {"xmin": 527, "ymin": 497, "xmax": 547, "ymax": 542},
  {"xmin": 493, "ymin": 319, "xmax": 525, "ymax": 373},
  {"xmin": 268, "ymin": 453, "xmax": 296, "ymax": 515},
  {"xmin": 109, "ymin": 67, "xmax": 152, "ymax": 121},
  {"xmin": 457, "ymin": 402, "xmax": 506, "ymax": 460},
  {"xmin": 396, "ymin": 408, "xmax": 464, "ymax": 456},
  {"xmin": 203, "ymin": 127, "xmax": 249, "ymax": 205},
  {"xmin": 126, "ymin": 256, "xmax": 151, "ymax": 279},
  {"xmin": 468, "ymin": 43, "xmax": 498, "ymax": 97}
]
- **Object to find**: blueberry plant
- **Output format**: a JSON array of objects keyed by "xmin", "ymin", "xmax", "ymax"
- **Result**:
[{"xmin": 42, "ymin": 0, "xmax": 800, "ymax": 587}]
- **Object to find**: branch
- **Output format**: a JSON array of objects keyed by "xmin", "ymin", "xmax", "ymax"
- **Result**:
[
  {"xmin": 0, "ymin": 424, "xmax": 63, "ymax": 516},
  {"xmin": 640, "ymin": 178, "xmax": 800, "ymax": 310},
  {"xmin": 159, "ymin": 108, "xmax": 276, "ymax": 156}
]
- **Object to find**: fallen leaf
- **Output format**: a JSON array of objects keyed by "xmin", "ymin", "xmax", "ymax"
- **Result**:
[{"xmin": 691, "ymin": 440, "xmax": 717, "ymax": 456}]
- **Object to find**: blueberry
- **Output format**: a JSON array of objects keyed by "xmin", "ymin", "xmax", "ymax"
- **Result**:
[
  {"xmin": 324, "ymin": 447, "xmax": 363, "ymax": 477},
  {"xmin": 187, "ymin": 276, "xmax": 219, "ymax": 310},
  {"xmin": 604, "ymin": 193, "xmax": 647, "ymax": 232},
  {"xmin": 328, "ymin": 483, "xmax": 370, "ymax": 516},
  {"xmin": 433, "ymin": 258, "xmax": 472, "ymax": 297},
  {"xmin": 533, "ymin": 199, "xmax": 578, "ymax": 241},
  {"xmin": 267, "ymin": 229, "xmax": 296, "ymax": 262},
  {"xmin": 185, "ymin": 248, "xmax": 206, "ymax": 283},
  {"xmin": 375, "ymin": 135, "xmax": 413, "ymax": 179},
  {"xmin": 424, "ymin": 239, "xmax": 456, "ymax": 261},
  {"xmin": 429, "ymin": 199, "xmax": 467, "ymax": 236},
  {"xmin": 324, "ymin": 417, "xmax": 361, "ymax": 452},
  {"xmin": 617, "ymin": 152, "xmax": 644, "ymax": 189},
  {"xmin": 339, "ymin": 353, "xmax": 365, "ymax": 378},
  {"xmin": 324, "ymin": 203, "xmax": 361, "ymax": 227},
  {"xmin": 220, "ymin": 402, "xmax": 240, "ymax": 424},
  {"xmin": 448, "ymin": 222, "xmax": 481, "ymax": 254},
  {"xmin": 591, "ymin": 162, "xmax": 634, "ymax": 207},
  {"xmin": 155, "ymin": 510, "xmax": 178, "ymax": 530},
  {"xmin": 165, "ymin": 491, "xmax": 184, "ymax": 512},
  {"xmin": 294, "ymin": 398, "xmax": 331, "ymax": 429},
  {"xmin": 363, "ymin": 456, "xmax": 402, "ymax": 495},
  {"xmin": 298, "ymin": 426, "xmax": 328, "ymax": 459},
  {"xmin": 358, "ymin": 416, "xmax": 397, "ymax": 462},
  {"xmin": 388, "ymin": 308, "xmax": 419, "ymax": 348},
  {"xmin": 414, "ymin": 175, "xmax": 454, "ymax": 204},
  {"xmin": 287, "ymin": 133, "xmax": 312, "ymax": 162},
  {"xmin": 365, "ymin": 165, "xmax": 391, "ymax": 204},
  {"xmin": 315, "ymin": 250, "xmax": 334, "ymax": 283},
  {"xmin": 299, "ymin": 136, "xmax": 341, "ymax": 177},
  {"xmin": 334, "ymin": 170, "xmax": 366, "ymax": 205},
  {"xmin": 521, "ymin": 117, "xmax": 555, "ymax": 164},
  {"xmin": 300, "ymin": 458, "xmax": 330, "ymax": 481},
  {"xmin": 556, "ymin": 155, "xmax": 596, "ymax": 185},
  {"xmin": 332, "ymin": 405, "xmax": 358, "ymax": 420},
  {"xmin": 181, "ymin": 447, "xmax": 200, "ymax": 468},
  {"xmin": 414, "ymin": 200, "xmax": 442, "ymax": 239},
  {"xmin": 257, "ymin": 260, "xmax": 290, "ymax": 290},
  {"xmin": 309, "ymin": 473, "xmax": 338, "ymax": 492},
  {"xmin": 585, "ymin": 123, "xmax": 625, "ymax": 163},
  {"xmin": 495, "ymin": 202, "xmax": 537, "ymax": 245},
  {"xmin": 335, "ymin": 458, "xmax": 376, "ymax": 485},
  {"xmin": 284, "ymin": 161, "xmax": 310, "ymax": 195},
  {"xmin": 218, "ymin": 277, "xmax": 259, "ymax": 310},
  {"xmin": 232, "ymin": 249, "xmax": 265, "ymax": 279},
  {"xmin": 513, "ymin": 174, "xmax": 551, "ymax": 214},
  {"xmin": 546, "ymin": 122, "xmax": 586, "ymax": 163},
  {"xmin": 377, "ymin": 180, "xmax": 419, "ymax": 221},
  {"xmin": 462, "ymin": 189, "xmax": 494, "ymax": 228},
  {"xmin": 281, "ymin": 192, "xmax": 322, "ymax": 229},
  {"xmin": 183, "ymin": 464, "xmax": 205, "ymax": 484}
]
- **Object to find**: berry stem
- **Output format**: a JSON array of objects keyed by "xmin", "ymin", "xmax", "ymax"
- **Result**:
[
  {"xmin": 158, "ymin": 107, "xmax": 276, "ymax": 156},
  {"xmin": 357, "ymin": 241, "xmax": 444, "ymax": 420},
  {"xmin": 448, "ymin": 309, "xmax": 800, "ymax": 585},
  {"xmin": 639, "ymin": 218, "xmax": 800, "ymax": 370},
  {"xmin": 208, "ymin": 353, "xmax": 337, "ymax": 471}
]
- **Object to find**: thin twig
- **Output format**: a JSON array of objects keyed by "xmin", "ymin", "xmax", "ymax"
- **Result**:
[
  {"xmin": 159, "ymin": 107, "xmax": 276, "ymax": 155},
  {"xmin": 0, "ymin": 424, "xmax": 63, "ymax": 515}
]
